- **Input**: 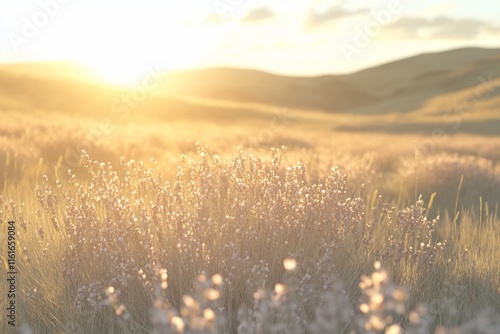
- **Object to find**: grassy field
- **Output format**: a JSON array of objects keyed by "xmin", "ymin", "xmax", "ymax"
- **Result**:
[{"xmin": 0, "ymin": 57, "xmax": 499, "ymax": 333}]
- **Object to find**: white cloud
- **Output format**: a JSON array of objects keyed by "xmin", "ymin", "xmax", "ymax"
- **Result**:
[{"xmin": 388, "ymin": 16, "xmax": 499, "ymax": 39}]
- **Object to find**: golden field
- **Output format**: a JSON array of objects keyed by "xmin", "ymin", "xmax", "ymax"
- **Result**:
[{"xmin": 0, "ymin": 48, "xmax": 499, "ymax": 333}]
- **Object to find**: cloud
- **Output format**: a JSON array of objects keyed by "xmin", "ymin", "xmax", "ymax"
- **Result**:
[
  {"xmin": 201, "ymin": 7, "xmax": 275, "ymax": 25},
  {"xmin": 305, "ymin": 6, "xmax": 369, "ymax": 29},
  {"xmin": 389, "ymin": 16, "xmax": 499, "ymax": 39},
  {"xmin": 242, "ymin": 7, "xmax": 275, "ymax": 23}
]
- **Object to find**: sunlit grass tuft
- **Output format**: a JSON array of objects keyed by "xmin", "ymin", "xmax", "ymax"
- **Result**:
[{"xmin": 0, "ymin": 147, "xmax": 498, "ymax": 333}]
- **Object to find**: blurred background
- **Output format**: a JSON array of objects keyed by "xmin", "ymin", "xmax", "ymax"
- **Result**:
[{"xmin": 1, "ymin": 0, "xmax": 499, "ymax": 214}]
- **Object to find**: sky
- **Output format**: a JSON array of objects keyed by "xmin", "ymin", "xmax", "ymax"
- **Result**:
[{"xmin": 0, "ymin": 0, "xmax": 499, "ymax": 83}]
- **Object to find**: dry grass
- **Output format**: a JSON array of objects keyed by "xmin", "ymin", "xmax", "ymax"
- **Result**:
[
  {"xmin": 0, "ymin": 83, "xmax": 499, "ymax": 333},
  {"xmin": 0, "ymin": 141, "xmax": 499, "ymax": 333}
]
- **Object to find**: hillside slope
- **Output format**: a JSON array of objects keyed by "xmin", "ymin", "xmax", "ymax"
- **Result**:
[
  {"xmin": 0, "ymin": 47, "xmax": 499, "ymax": 134},
  {"xmin": 161, "ymin": 47, "xmax": 500, "ymax": 114}
]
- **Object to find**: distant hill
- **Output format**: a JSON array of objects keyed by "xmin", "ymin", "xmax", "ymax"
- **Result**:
[
  {"xmin": 0, "ymin": 61, "xmax": 102, "ymax": 83},
  {"xmin": 160, "ymin": 68, "xmax": 377, "ymax": 112},
  {"xmin": 340, "ymin": 47, "xmax": 500, "ymax": 114},
  {"xmin": 0, "ymin": 62, "xmax": 274, "ymax": 123},
  {"xmin": 0, "ymin": 47, "xmax": 499, "ymax": 134},
  {"xmin": 161, "ymin": 47, "xmax": 500, "ymax": 114}
]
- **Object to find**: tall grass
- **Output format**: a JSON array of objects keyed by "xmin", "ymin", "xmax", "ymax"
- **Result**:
[{"xmin": 1, "ymin": 147, "xmax": 498, "ymax": 333}]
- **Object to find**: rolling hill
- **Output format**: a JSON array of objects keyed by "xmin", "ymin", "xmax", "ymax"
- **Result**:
[
  {"xmin": 161, "ymin": 47, "xmax": 500, "ymax": 115},
  {"xmin": 0, "ymin": 47, "xmax": 499, "ymax": 134}
]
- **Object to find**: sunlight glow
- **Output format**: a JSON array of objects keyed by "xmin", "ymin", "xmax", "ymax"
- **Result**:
[
  {"xmin": 18, "ymin": 1, "xmax": 224, "ymax": 86},
  {"xmin": 2, "ymin": 0, "xmax": 499, "ymax": 78},
  {"xmin": 77, "ymin": 3, "xmax": 219, "ymax": 86}
]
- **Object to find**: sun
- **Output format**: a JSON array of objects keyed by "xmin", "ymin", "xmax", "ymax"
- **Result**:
[
  {"xmin": 82, "ymin": 30, "xmax": 215, "ymax": 87},
  {"xmin": 70, "ymin": 3, "xmax": 222, "ymax": 87},
  {"xmin": 1, "ymin": 1, "xmax": 230, "ymax": 87},
  {"xmin": 84, "ymin": 60, "xmax": 152, "ymax": 87}
]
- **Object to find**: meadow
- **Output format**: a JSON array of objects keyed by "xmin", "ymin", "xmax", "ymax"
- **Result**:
[{"xmin": 0, "ymin": 58, "xmax": 499, "ymax": 333}]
